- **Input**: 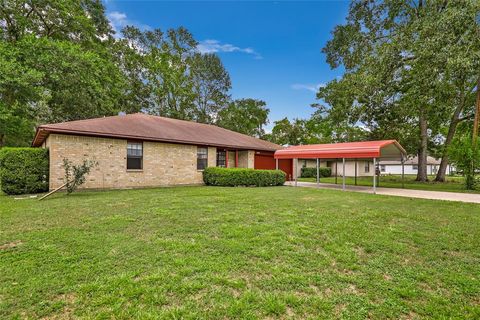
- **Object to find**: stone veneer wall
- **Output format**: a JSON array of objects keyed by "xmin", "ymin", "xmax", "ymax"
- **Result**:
[{"xmin": 45, "ymin": 134, "xmax": 219, "ymax": 190}]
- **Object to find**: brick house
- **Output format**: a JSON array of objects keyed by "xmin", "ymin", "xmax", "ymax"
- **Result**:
[{"xmin": 32, "ymin": 113, "xmax": 290, "ymax": 190}]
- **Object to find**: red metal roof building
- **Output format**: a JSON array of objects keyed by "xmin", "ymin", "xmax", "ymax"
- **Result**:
[
  {"xmin": 274, "ymin": 140, "xmax": 406, "ymax": 160},
  {"xmin": 274, "ymin": 140, "xmax": 407, "ymax": 193}
]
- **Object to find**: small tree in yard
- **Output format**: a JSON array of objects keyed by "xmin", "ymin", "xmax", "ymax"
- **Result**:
[
  {"xmin": 62, "ymin": 159, "xmax": 98, "ymax": 194},
  {"xmin": 449, "ymin": 137, "xmax": 480, "ymax": 190}
]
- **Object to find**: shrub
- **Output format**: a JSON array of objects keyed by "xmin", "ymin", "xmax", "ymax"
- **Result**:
[
  {"xmin": 300, "ymin": 167, "xmax": 331, "ymax": 178},
  {"xmin": 0, "ymin": 147, "xmax": 49, "ymax": 195},
  {"xmin": 63, "ymin": 158, "xmax": 98, "ymax": 194},
  {"xmin": 203, "ymin": 167, "xmax": 286, "ymax": 187},
  {"xmin": 449, "ymin": 136, "xmax": 480, "ymax": 190}
]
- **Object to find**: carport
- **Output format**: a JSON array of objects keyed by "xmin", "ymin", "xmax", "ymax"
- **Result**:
[{"xmin": 274, "ymin": 140, "xmax": 407, "ymax": 194}]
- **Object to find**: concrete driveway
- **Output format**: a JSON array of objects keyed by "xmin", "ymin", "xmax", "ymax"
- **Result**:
[{"xmin": 285, "ymin": 181, "xmax": 480, "ymax": 204}]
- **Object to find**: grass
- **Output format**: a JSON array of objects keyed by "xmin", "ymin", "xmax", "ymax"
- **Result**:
[
  {"xmin": 1, "ymin": 186, "xmax": 479, "ymax": 319},
  {"xmin": 298, "ymin": 174, "xmax": 480, "ymax": 193}
]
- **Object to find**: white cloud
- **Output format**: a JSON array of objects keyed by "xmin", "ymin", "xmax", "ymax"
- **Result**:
[
  {"xmin": 107, "ymin": 11, "xmax": 151, "ymax": 35},
  {"xmin": 291, "ymin": 83, "xmax": 326, "ymax": 93},
  {"xmin": 197, "ymin": 39, "xmax": 262, "ymax": 59}
]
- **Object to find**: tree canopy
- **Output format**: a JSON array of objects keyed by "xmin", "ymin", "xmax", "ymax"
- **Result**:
[
  {"xmin": 318, "ymin": 0, "xmax": 480, "ymax": 181},
  {"xmin": 0, "ymin": 0, "xmax": 260, "ymax": 147},
  {"xmin": 217, "ymin": 99, "xmax": 270, "ymax": 138}
]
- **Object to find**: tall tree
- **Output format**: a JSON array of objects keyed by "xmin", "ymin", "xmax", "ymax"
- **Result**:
[
  {"xmin": 0, "ymin": 0, "xmax": 125, "ymax": 146},
  {"xmin": 191, "ymin": 53, "xmax": 231, "ymax": 124},
  {"xmin": 217, "ymin": 99, "xmax": 269, "ymax": 137},
  {"xmin": 320, "ymin": 0, "xmax": 480, "ymax": 182},
  {"xmin": 266, "ymin": 116, "xmax": 338, "ymax": 146},
  {"xmin": 267, "ymin": 118, "xmax": 306, "ymax": 146},
  {"xmin": 120, "ymin": 26, "xmax": 198, "ymax": 120}
]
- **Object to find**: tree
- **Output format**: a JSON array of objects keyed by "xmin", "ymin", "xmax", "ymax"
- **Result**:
[
  {"xmin": 191, "ymin": 53, "xmax": 231, "ymax": 124},
  {"xmin": 0, "ymin": 0, "xmax": 126, "ymax": 145},
  {"xmin": 320, "ymin": 0, "xmax": 480, "ymax": 182},
  {"xmin": 267, "ymin": 117, "xmax": 327, "ymax": 146},
  {"xmin": 0, "ymin": 0, "xmax": 112, "ymax": 43},
  {"xmin": 217, "ymin": 99, "xmax": 269, "ymax": 137},
  {"xmin": 449, "ymin": 132, "xmax": 480, "ymax": 190},
  {"xmin": 120, "ymin": 26, "xmax": 199, "ymax": 120}
]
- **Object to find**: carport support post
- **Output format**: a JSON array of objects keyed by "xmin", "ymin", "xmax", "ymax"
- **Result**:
[
  {"xmin": 377, "ymin": 160, "xmax": 380, "ymax": 187},
  {"xmin": 373, "ymin": 158, "xmax": 377, "ymax": 194},
  {"xmin": 354, "ymin": 159, "xmax": 357, "ymax": 186},
  {"xmin": 275, "ymin": 158, "xmax": 278, "ymax": 170},
  {"xmin": 342, "ymin": 158, "xmax": 346, "ymax": 191},
  {"xmin": 316, "ymin": 158, "xmax": 320, "ymax": 187},
  {"xmin": 401, "ymin": 156, "xmax": 405, "ymax": 188},
  {"xmin": 335, "ymin": 160, "xmax": 338, "ymax": 184}
]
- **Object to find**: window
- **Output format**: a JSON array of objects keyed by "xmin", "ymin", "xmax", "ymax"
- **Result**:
[
  {"xmin": 380, "ymin": 165, "xmax": 386, "ymax": 172},
  {"xmin": 216, "ymin": 150, "xmax": 226, "ymax": 167},
  {"xmin": 197, "ymin": 147, "xmax": 208, "ymax": 170},
  {"xmin": 364, "ymin": 161, "xmax": 370, "ymax": 173},
  {"xmin": 412, "ymin": 165, "xmax": 418, "ymax": 170},
  {"xmin": 127, "ymin": 141, "xmax": 143, "ymax": 170}
]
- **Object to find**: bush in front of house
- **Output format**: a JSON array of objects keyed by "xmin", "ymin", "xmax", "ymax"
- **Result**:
[
  {"xmin": 300, "ymin": 167, "xmax": 331, "ymax": 178},
  {"xmin": 0, "ymin": 147, "xmax": 49, "ymax": 195},
  {"xmin": 203, "ymin": 167, "xmax": 286, "ymax": 187},
  {"xmin": 62, "ymin": 158, "xmax": 98, "ymax": 194}
]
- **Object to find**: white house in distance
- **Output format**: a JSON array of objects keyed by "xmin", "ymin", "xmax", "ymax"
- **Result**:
[
  {"xmin": 296, "ymin": 156, "xmax": 454, "ymax": 177},
  {"xmin": 380, "ymin": 156, "xmax": 455, "ymax": 175}
]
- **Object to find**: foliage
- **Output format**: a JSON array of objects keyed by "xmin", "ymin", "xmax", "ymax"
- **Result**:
[
  {"xmin": 217, "ymin": 99, "xmax": 270, "ymax": 137},
  {"xmin": 0, "ymin": 0, "xmax": 125, "ymax": 146},
  {"xmin": 319, "ymin": 0, "xmax": 480, "ymax": 182},
  {"xmin": 265, "ymin": 115, "xmax": 357, "ymax": 146},
  {"xmin": 448, "ymin": 135, "xmax": 480, "ymax": 190},
  {"xmin": 203, "ymin": 167, "xmax": 285, "ymax": 187},
  {"xmin": 120, "ymin": 26, "xmax": 199, "ymax": 120},
  {"xmin": 266, "ymin": 118, "xmax": 312, "ymax": 146},
  {"xmin": 0, "ymin": 147, "xmax": 48, "ymax": 195},
  {"xmin": 62, "ymin": 158, "xmax": 98, "ymax": 194},
  {"xmin": 0, "ymin": 1, "xmax": 250, "ymax": 146},
  {"xmin": 191, "ymin": 53, "xmax": 232, "ymax": 123},
  {"xmin": 1, "ymin": 186, "xmax": 479, "ymax": 318},
  {"xmin": 300, "ymin": 167, "xmax": 331, "ymax": 178}
]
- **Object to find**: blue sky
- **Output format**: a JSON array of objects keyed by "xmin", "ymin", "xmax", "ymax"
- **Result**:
[{"xmin": 105, "ymin": 1, "xmax": 349, "ymax": 130}]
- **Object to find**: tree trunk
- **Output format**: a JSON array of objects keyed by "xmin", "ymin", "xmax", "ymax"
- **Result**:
[
  {"xmin": 0, "ymin": 134, "xmax": 4, "ymax": 148},
  {"xmin": 435, "ymin": 98, "xmax": 465, "ymax": 181},
  {"xmin": 416, "ymin": 112, "xmax": 428, "ymax": 182}
]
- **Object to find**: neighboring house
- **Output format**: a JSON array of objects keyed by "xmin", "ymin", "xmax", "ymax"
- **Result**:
[
  {"xmin": 296, "ymin": 156, "xmax": 454, "ymax": 177},
  {"xmin": 297, "ymin": 159, "xmax": 374, "ymax": 178},
  {"xmin": 380, "ymin": 156, "xmax": 455, "ymax": 175},
  {"xmin": 32, "ymin": 113, "xmax": 289, "ymax": 190}
]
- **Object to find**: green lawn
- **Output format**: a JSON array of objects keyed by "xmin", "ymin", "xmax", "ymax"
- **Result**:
[
  {"xmin": 1, "ymin": 186, "xmax": 479, "ymax": 319},
  {"xmin": 298, "ymin": 174, "xmax": 480, "ymax": 194}
]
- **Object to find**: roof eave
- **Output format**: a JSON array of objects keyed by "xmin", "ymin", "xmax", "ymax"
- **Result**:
[{"xmin": 32, "ymin": 128, "xmax": 280, "ymax": 152}]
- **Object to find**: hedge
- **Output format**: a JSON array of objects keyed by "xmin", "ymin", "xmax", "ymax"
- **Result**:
[
  {"xmin": 203, "ymin": 167, "xmax": 286, "ymax": 187},
  {"xmin": 0, "ymin": 148, "xmax": 49, "ymax": 195},
  {"xmin": 300, "ymin": 167, "xmax": 331, "ymax": 178}
]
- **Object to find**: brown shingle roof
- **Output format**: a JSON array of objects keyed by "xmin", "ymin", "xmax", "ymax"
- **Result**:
[{"xmin": 32, "ymin": 113, "xmax": 281, "ymax": 151}]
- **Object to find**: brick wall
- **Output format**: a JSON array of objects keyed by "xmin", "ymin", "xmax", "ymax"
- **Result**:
[{"xmin": 45, "ymin": 134, "xmax": 219, "ymax": 190}]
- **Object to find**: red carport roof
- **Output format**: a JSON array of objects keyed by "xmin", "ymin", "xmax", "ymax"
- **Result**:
[{"xmin": 274, "ymin": 140, "xmax": 407, "ymax": 159}]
